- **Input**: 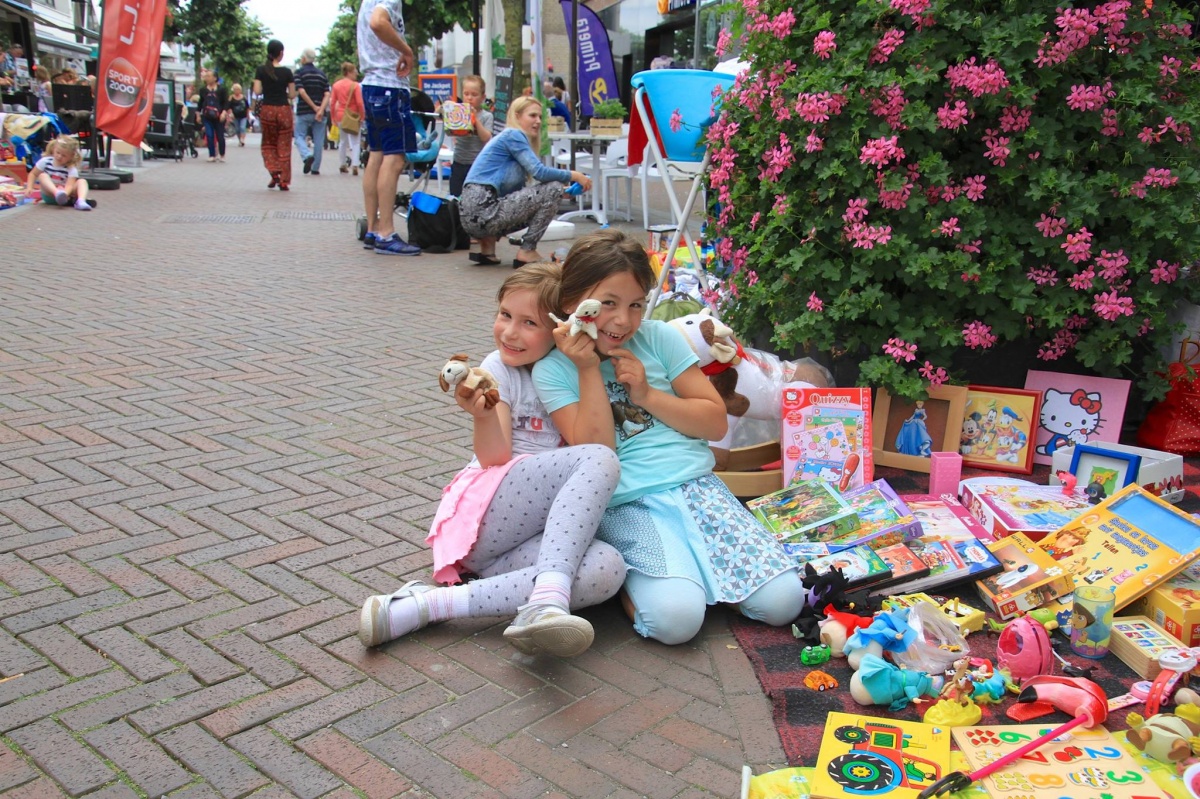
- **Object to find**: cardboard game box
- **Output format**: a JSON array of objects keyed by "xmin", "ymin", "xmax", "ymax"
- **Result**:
[
  {"xmin": 1131, "ymin": 561, "xmax": 1200, "ymax": 646},
  {"xmin": 1049, "ymin": 441, "xmax": 1185, "ymax": 504},
  {"xmin": 974, "ymin": 532, "xmax": 1074, "ymax": 619},
  {"xmin": 1038, "ymin": 484, "xmax": 1200, "ymax": 618},
  {"xmin": 831, "ymin": 479, "xmax": 922, "ymax": 551},
  {"xmin": 781, "ymin": 386, "xmax": 872, "ymax": 491},
  {"xmin": 878, "ymin": 495, "xmax": 1001, "ymax": 595},
  {"xmin": 748, "ymin": 479, "xmax": 861, "ymax": 544},
  {"xmin": 958, "ymin": 480, "xmax": 1093, "ymax": 541}
]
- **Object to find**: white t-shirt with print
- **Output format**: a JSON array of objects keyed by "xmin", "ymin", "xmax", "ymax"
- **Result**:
[
  {"xmin": 356, "ymin": 0, "xmax": 410, "ymax": 90},
  {"xmin": 464, "ymin": 351, "xmax": 562, "ymax": 467}
]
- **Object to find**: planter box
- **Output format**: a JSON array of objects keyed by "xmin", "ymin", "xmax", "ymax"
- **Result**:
[
  {"xmin": 547, "ymin": 117, "xmax": 566, "ymax": 133},
  {"xmin": 590, "ymin": 118, "xmax": 623, "ymax": 136}
]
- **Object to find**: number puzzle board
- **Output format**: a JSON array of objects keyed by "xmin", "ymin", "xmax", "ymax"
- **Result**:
[{"xmin": 951, "ymin": 724, "xmax": 1171, "ymax": 799}]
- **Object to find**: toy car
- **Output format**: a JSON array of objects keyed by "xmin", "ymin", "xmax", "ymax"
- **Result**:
[
  {"xmin": 804, "ymin": 670, "xmax": 839, "ymax": 692},
  {"xmin": 801, "ymin": 643, "xmax": 832, "ymax": 666}
]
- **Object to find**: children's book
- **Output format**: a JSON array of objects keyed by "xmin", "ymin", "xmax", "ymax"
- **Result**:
[
  {"xmin": 951, "ymin": 724, "xmax": 1172, "ymax": 799},
  {"xmin": 874, "ymin": 543, "xmax": 931, "ymax": 587},
  {"xmin": 781, "ymin": 387, "xmax": 872, "ymax": 491},
  {"xmin": 748, "ymin": 479, "xmax": 861, "ymax": 544},
  {"xmin": 974, "ymin": 532, "xmax": 1075, "ymax": 619},
  {"xmin": 1036, "ymin": 483, "xmax": 1200, "ymax": 615},
  {"xmin": 959, "ymin": 480, "xmax": 1093, "ymax": 541},
  {"xmin": 809, "ymin": 712, "xmax": 951, "ymax": 799},
  {"xmin": 833, "ymin": 480, "xmax": 921, "ymax": 551},
  {"xmin": 874, "ymin": 495, "xmax": 1001, "ymax": 595},
  {"xmin": 805, "ymin": 545, "xmax": 893, "ymax": 589}
]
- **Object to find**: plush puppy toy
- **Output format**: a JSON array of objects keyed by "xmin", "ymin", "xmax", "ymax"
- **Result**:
[
  {"xmin": 549, "ymin": 299, "xmax": 603, "ymax": 339},
  {"xmin": 439, "ymin": 354, "xmax": 501, "ymax": 409}
]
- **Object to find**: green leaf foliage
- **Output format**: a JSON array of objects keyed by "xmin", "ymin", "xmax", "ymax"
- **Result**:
[{"xmin": 711, "ymin": 0, "xmax": 1200, "ymax": 401}]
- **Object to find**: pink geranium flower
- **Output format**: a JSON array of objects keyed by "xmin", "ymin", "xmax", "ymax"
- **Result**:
[
  {"xmin": 807, "ymin": 293, "xmax": 824, "ymax": 312},
  {"xmin": 962, "ymin": 321, "xmax": 998, "ymax": 349},
  {"xmin": 813, "ymin": 31, "xmax": 837, "ymax": 59},
  {"xmin": 883, "ymin": 337, "xmax": 918, "ymax": 362},
  {"xmin": 919, "ymin": 361, "xmax": 948, "ymax": 388}
]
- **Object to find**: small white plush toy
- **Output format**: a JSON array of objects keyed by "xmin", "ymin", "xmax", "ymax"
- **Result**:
[
  {"xmin": 439, "ymin": 354, "xmax": 501, "ymax": 409},
  {"xmin": 549, "ymin": 299, "xmax": 603, "ymax": 339}
]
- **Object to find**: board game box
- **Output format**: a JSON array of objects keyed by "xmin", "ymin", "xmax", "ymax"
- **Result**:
[
  {"xmin": 748, "ymin": 479, "xmax": 861, "ymax": 544},
  {"xmin": 781, "ymin": 386, "xmax": 872, "ymax": 491},
  {"xmin": 974, "ymin": 532, "xmax": 1075, "ymax": 619},
  {"xmin": 829, "ymin": 480, "xmax": 921, "ymax": 551},
  {"xmin": 878, "ymin": 495, "xmax": 1001, "ymax": 595},
  {"xmin": 958, "ymin": 479, "xmax": 1093, "ymax": 541},
  {"xmin": 1037, "ymin": 483, "xmax": 1200, "ymax": 615}
]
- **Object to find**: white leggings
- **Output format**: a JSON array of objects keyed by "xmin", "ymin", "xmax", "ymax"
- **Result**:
[
  {"xmin": 338, "ymin": 128, "xmax": 361, "ymax": 167},
  {"xmin": 458, "ymin": 445, "xmax": 626, "ymax": 616}
]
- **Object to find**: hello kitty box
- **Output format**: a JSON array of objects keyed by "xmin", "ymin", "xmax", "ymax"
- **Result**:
[{"xmin": 1049, "ymin": 442, "xmax": 1185, "ymax": 504}]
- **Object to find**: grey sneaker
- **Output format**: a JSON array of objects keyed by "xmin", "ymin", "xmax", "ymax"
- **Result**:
[
  {"xmin": 358, "ymin": 580, "xmax": 432, "ymax": 647},
  {"xmin": 503, "ymin": 605, "xmax": 594, "ymax": 657}
]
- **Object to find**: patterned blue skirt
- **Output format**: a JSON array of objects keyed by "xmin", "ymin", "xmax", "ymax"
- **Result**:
[{"xmin": 597, "ymin": 473, "xmax": 796, "ymax": 604}]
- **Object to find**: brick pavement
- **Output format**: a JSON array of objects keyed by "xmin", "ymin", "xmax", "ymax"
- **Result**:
[{"xmin": 0, "ymin": 135, "xmax": 786, "ymax": 798}]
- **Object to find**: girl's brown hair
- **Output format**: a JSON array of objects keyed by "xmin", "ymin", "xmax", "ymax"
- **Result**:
[
  {"xmin": 559, "ymin": 230, "xmax": 655, "ymax": 311},
  {"xmin": 51, "ymin": 135, "xmax": 82, "ymax": 168},
  {"xmin": 341, "ymin": 61, "xmax": 357, "ymax": 78},
  {"xmin": 497, "ymin": 262, "xmax": 562, "ymax": 326}
]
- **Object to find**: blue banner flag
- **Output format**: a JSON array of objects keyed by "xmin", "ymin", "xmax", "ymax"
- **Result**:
[{"xmin": 559, "ymin": 0, "xmax": 620, "ymax": 117}]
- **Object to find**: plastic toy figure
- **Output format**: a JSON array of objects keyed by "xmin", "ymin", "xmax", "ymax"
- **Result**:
[
  {"xmin": 895, "ymin": 401, "xmax": 933, "ymax": 457},
  {"xmin": 850, "ymin": 654, "xmax": 940, "ymax": 711},
  {"xmin": 1125, "ymin": 706, "xmax": 1200, "ymax": 764},
  {"xmin": 801, "ymin": 643, "xmax": 832, "ymax": 666},
  {"xmin": 1055, "ymin": 469, "xmax": 1078, "ymax": 495},
  {"xmin": 1085, "ymin": 480, "xmax": 1107, "ymax": 504},
  {"xmin": 844, "ymin": 608, "xmax": 917, "ymax": 670}
]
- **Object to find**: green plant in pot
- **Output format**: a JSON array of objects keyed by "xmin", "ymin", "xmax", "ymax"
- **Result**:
[
  {"xmin": 590, "ymin": 98, "xmax": 626, "ymax": 134},
  {"xmin": 710, "ymin": 0, "xmax": 1200, "ymax": 401}
]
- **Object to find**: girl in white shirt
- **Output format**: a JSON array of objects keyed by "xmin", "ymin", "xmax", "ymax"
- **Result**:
[{"xmin": 24, "ymin": 136, "xmax": 92, "ymax": 210}]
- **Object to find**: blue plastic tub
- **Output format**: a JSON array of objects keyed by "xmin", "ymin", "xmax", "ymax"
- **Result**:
[{"xmin": 631, "ymin": 69, "xmax": 736, "ymax": 162}]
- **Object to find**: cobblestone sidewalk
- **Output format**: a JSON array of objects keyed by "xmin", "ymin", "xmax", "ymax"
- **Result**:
[{"xmin": 0, "ymin": 138, "xmax": 785, "ymax": 799}]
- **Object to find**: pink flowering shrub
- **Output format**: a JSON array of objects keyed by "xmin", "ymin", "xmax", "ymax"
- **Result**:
[{"xmin": 714, "ymin": 0, "xmax": 1200, "ymax": 400}]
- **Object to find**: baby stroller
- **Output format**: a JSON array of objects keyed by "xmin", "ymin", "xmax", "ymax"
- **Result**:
[
  {"xmin": 354, "ymin": 108, "xmax": 447, "ymax": 241},
  {"xmin": 175, "ymin": 105, "xmax": 199, "ymax": 159},
  {"xmin": 3, "ymin": 111, "xmax": 70, "ymax": 165}
]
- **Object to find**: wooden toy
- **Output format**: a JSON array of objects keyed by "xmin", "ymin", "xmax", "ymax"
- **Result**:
[
  {"xmin": 1110, "ymin": 615, "xmax": 1186, "ymax": 679},
  {"xmin": 811, "ymin": 712, "xmax": 950, "ymax": 799}
]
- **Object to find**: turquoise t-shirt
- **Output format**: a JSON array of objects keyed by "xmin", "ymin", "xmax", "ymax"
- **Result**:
[{"xmin": 532, "ymin": 319, "xmax": 716, "ymax": 506}]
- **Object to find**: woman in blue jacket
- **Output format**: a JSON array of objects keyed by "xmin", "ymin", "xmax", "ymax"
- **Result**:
[{"xmin": 460, "ymin": 95, "xmax": 592, "ymax": 268}]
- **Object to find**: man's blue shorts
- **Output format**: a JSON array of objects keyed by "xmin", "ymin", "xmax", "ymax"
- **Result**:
[{"xmin": 362, "ymin": 84, "xmax": 417, "ymax": 156}]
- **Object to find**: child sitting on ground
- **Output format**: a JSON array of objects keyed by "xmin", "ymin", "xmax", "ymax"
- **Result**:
[
  {"xmin": 24, "ymin": 135, "xmax": 92, "ymax": 210},
  {"xmin": 359, "ymin": 263, "xmax": 626, "ymax": 657}
]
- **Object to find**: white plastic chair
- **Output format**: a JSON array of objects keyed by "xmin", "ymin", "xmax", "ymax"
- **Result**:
[
  {"xmin": 599, "ymin": 139, "xmax": 633, "ymax": 222},
  {"xmin": 632, "ymin": 69, "xmax": 736, "ymax": 314}
]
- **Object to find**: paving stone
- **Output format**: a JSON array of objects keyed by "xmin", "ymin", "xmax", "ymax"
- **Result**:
[
  {"xmin": 20, "ymin": 624, "xmax": 110, "ymax": 677},
  {"xmin": 128, "ymin": 673, "xmax": 269, "ymax": 735},
  {"xmin": 0, "ymin": 742, "xmax": 39, "ymax": 792},
  {"xmin": 269, "ymin": 678, "xmax": 392, "ymax": 740},
  {"xmin": 227, "ymin": 726, "xmax": 341, "ymax": 799},
  {"xmin": 59, "ymin": 672, "xmax": 203, "ymax": 731},
  {"xmin": 207, "ymin": 630, "xmax": 300, "ymax": 687},
  {"xmin": 84, "ymin": 626, "xmax": 178, "ymax": 681},
  {"xmin": 157, "ymin": 723, "xmax": 270, "ymax": 798},
  {"xmin": 148, "ymin": 628, "xmax": 244, "ymax": 685},
  {"xmin": 200, "ymin": 676, "xmax": 330, "ymax": 739},
  {"xmin": 8, "ymin": 718, "xmax": 115, "ymax": 796},
  {"xmin": 1, "ymin": 670, "xmax": 135, "ymax": 733},
  {"xmin": 297, "ymin": 728, "xmax": 412, "ymax": 799},
  {"xmin": 84, "ymin": 720, "xmax": 193, "ymax": 797}
]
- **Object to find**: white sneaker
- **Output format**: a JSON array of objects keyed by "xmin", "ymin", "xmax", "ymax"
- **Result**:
[
  {"xmin": 358, "ymin": 580, "xmax": 432, "ymax": 647},
  {"xmin": 503, "ymin": 605, "xmax": 594, "ymax": 657}
]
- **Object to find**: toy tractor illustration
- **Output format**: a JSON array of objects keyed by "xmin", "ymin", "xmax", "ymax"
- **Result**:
[{"xmin": 826, "ymin": 721, "xmax": 942, "ymax": 795}]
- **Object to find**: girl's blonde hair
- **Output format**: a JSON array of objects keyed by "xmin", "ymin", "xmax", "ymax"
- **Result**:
[
  {"xmin": 497, "ymin": 261, "xmax": 562, "ymax": 326},
  {"xmin": 341, "ymin": 61, "xmax": 357, "ymax": 78},
  {"xmin": 231, "ymin": 83, "xmax": 243, "ymax": 95},
  {"xmin": 506, "ymin": 96, "xmax": 543, "ymax": 153},
  {"xmin": 50, "ymin": 136, "xmax": 82, "ymax": 168}
]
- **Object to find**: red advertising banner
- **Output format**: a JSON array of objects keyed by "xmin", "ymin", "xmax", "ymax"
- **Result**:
[{"xmin": 94, "ymin": 0, "xmax": 168, "ymax": 146}]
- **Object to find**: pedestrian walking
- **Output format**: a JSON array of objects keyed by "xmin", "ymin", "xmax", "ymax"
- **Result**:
[
  {"xmin": 330, "ymin": 62, "xmax": 363, "ymax": 176},
  {"xmin": 293, "ymin": 48, "xmax": 330, "ymax": 175},
  {"xmin": 253, "ymin": 39, "xmax": 295, "ymax": 190},
  {"xmin": 356, "ymin": 0, "xmax": 421, "ymax": 255},
  {"xmin": 228, "ymin": 83, "xmax": 250, "ymax": 146},
  {"xmin": 196, "ymin": 69, "xmax": 228, "ymax": 163}
]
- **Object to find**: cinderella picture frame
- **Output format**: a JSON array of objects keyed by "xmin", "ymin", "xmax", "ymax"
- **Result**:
[{"xmin": 872, "ymin": 386, "xmax": 969, "ymax": 473}]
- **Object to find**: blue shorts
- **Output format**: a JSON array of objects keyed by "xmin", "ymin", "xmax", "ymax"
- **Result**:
[{"xmin": 362, "ymin": 84, "xmax": 416, "ymax": 156}]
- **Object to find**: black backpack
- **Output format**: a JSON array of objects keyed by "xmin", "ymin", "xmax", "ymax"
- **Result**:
[
  {"xmin": 230, "ymin": 97, "xmax": 247, "ymax": 118},
  {"xmin": 201, "ymin": 89, "xmax": 221, "ymax": 122},
  {"xmin": 406, "ymin": 192, "xmax": 470, "ymax": 253}
]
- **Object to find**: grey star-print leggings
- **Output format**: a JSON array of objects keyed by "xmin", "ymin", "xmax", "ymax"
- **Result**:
[
  {"xmin": 458, "ymin": 444, "xmax": 626, "ymax": 616},
  {"xmin": 459, "ymin": 182, "xmax": 565, "ymax": 252}
]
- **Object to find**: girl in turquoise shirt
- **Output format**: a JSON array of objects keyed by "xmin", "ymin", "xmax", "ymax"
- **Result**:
[{"xmin": 532, "ymin": 230, "xmax": 806, "ymax": 645}]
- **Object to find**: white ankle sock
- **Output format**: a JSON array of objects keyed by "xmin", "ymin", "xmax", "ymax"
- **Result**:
[
  {"xmin": 386, "ymin": 585, "xmax": 469, "ymax": 638},
  {"xmin": 526, "ymin": 571, "xmax": 572, "ymax": 613}
]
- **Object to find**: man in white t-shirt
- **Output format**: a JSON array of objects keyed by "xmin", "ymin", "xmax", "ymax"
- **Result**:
[{"xmin": 356, "ymin": 0, "xmax": 420, "ymax": 256}]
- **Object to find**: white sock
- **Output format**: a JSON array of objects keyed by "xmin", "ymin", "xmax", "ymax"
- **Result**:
[
  {"xmin": 75, "ymin": 200, "xmax": 92, "ymax": 211},
  {"xmin": 526, "ymin": 571, "xmax": 572, "ymax": 613},
  {"xmin": 385, "ymin": 585, "xmax": 469, "ymax": 637}
]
